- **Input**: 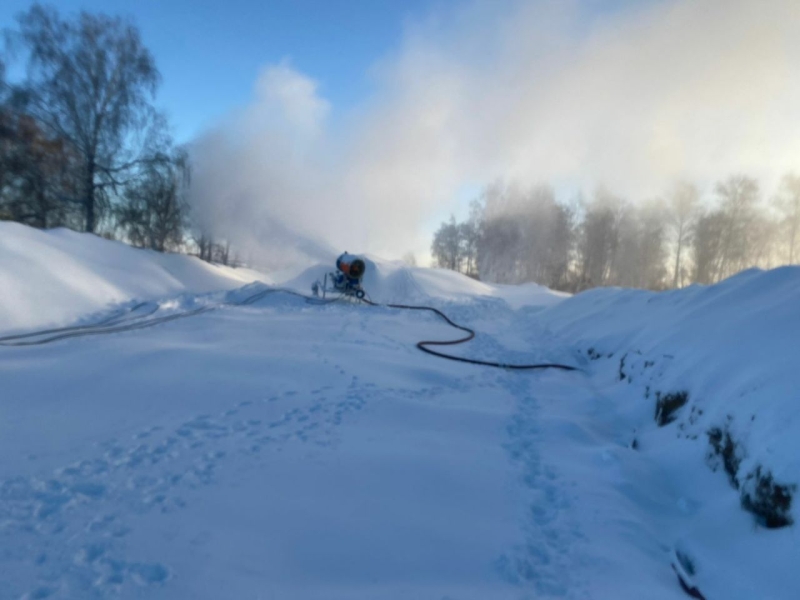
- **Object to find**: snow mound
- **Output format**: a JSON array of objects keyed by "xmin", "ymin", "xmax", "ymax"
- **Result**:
[
  {"xmin": 281, "ymin": 254, "xmax": 566, "ymax": 308},
  {"xmin": 2, "ymin": 222, "xmax": 798, "ymax": 599},
  {"xmin": 0, "ymin": 222, "xmax": 268, "ymax": 333},
  {"xmin": 538, "ymin": 266, "xmax": 800, "ymax": 599},
  {"xmin": 0, "ymin": 227, "xmax": 565, "ymax": 334}
]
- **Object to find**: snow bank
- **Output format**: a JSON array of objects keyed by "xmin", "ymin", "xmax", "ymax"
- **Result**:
[
  {"xmin": 2, "ymin": 223, "xmax": 797, "ymax": 599},
  {"xmin": 0, "ymin": 225, "xmax": 565, "ymax": 335},
  {"xmin": 538, "ymin": 266, "xmax": 800, "ymax": 598},
  {"xmin": 0, "ymin": 222, "xmax": 267, "ymax": 332},
  {"xmin": 282, "ymin": 254, "xmax": 567, "ymax": 308}
]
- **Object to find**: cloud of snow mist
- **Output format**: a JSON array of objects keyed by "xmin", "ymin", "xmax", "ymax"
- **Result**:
[{"xmin": 188, "ymin": 0, "xmax": 800, "ymax": 267}]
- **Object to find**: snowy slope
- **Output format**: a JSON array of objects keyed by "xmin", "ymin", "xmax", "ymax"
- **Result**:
[
  {"xmin": 0, "ymin": 254, "xmax": 570, "ymax": 599},
  {"xmin": 0, "ymin": 222, "xmax": 268, "ymax": 332},
  {"xmin": 1, "ymin": 225, "xmax": 798, "ymax": 600},
  {"xmin": 534, "ymin": 267, "xmax": 800, "ymax": 599}
]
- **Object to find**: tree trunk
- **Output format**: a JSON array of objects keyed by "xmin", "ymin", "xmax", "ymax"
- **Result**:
[
  {"xmin": 85, "ymin": 157, "xmax": 96, "ymax": 233},
  {"xmin": 37, "ymin": 187, "xmax": 47, "ymax": 229},
  {"xmin": 790, "ymin": 220, "xmax": 796, "ymax": 264},
  {"xmin": 673, "ymin": 222, "xmax": 683, "ymax": 288}
]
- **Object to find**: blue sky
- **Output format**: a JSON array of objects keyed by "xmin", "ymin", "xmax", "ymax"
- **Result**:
[{"xmin": 1, "ymin": 0, "xmax": 453, "ymax": 142}]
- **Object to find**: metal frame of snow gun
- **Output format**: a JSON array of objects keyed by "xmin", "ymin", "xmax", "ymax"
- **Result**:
[
  {"xmin": 312, "ymin": 272, "xmax": 366, "ymax": 301},
  {"xmin": 313, "ymin": 252, "xmax": 367, "ymax": 301}
]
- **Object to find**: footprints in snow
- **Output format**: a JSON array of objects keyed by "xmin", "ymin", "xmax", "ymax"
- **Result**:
[
  {"xmin": 497, "ymin": 374, "xmax": 588, "ymax": 598},
  {"xmin": 1, "ymin": 382, "xmax": 367, "ymax": 599}
]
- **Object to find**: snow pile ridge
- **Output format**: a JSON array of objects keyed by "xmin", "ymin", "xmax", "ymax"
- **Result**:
[
  {"xmin": 281, "ymin": 253, "xmax": 567, "ymax": 308},
  {"xmin": 538, "ymin": 266, "xmax": 800, "ymax": 599},
  {"xmin": 0, "ymin": 222, "xmax": 267, "ymax": 332}
]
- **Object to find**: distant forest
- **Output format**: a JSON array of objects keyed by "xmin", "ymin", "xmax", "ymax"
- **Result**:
[{"xmin": 431, "ymin": 177, "xmax": 800, "ymax": 291}]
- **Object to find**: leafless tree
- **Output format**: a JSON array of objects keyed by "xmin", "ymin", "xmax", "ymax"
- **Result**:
[
  {"xmin": 611, "ymin": 200, "xmax": 668, "ymax": 289},
  {"xmin": 691, "ymin": 210, "xmax": 724, "ymax": 284},
  {"xmin": 459, "ymin": 200, "xmax": 483, "ymax": 277},
  {"xmin": 476, "ymin": 183, "xmax": 574, "ymax": 287},
  {"xmin": 215, "ymin": 240, "xmax": 232, "ymax": 266},
  {"xmin": 774, "ymin": 174, "xmax": 800, "ymax": 264},
  {"xmin": 116, "ymin": 150, "xmax": 188, "ymax": 252},
  {"xmin": 14, "ymin": 4, "xmax": 163, "ymax": 233},
  {"xmin": 431, "ymin": 215, "xmax": 463, "ymax": 271},
  {"xmin": 668, "ymin": 182, "xmax": 699, "ymax": 287},
  {"xmin": 713, "ymin": 176, "xmax": 760, "ymax": 281},
  {"xmin": 0, "ymin": 105, "xmax": 82, "ymax": 228},
  {"xmin": 193, "ymin": 230, "xmax": 215, "ymax": 262},
  {"xmin": 578, "ymin": 189, "xmax": 625, "ymax": 289}
]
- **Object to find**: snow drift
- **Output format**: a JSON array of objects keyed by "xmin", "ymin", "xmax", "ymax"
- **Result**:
[
  {"xmin": 536, "ymin": 266, "xmax": 800, "ymax": 599},
  {"xmin": 1, "ymin": 222, "xmax": 798, "ymax": 599},
  {"xmin": 0, "ymin": 224, "xmax": 564, "ymax": 335},
  {"xmin": 0, "ymin": 222, "xmax": 268, "ymax": 332}
]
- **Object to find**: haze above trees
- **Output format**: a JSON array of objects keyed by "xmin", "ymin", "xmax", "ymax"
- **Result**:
[
  {"xmin": 3, "ymin": 3, "xmax": 799, "ymax": 289},
  {"xmin": 431, "ymin": 176, "xmax": 800, "ymax": 292}
]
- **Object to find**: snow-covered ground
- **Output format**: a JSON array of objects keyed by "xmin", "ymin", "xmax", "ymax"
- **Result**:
[
  {"xmin": 0, "ymin": 222, "xmax": 268, "ymax": 333},
  {"xmin": 1, "ymin": 224, "xmax": 797, "ymax": 599}
]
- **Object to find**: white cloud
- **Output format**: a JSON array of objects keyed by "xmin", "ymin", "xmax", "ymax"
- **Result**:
[
  {"xmin": 188, "ymin": 0, "xmax": 800, "ymax": 267},
  {"xmin": 253, "ymin": 61, "xmax": 330, "ymax": 134}
]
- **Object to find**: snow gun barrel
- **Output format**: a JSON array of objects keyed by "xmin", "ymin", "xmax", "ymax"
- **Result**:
[{"xmin": 336, "ymin": 254, "xmax": 366, "ymax": 281}]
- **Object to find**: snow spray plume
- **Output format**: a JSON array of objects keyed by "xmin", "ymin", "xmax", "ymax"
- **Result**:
[{"xmin": 187, "ymin": 0, "xmax": 800, "ymax": 267}]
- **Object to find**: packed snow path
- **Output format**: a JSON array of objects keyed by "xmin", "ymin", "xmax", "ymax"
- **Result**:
[
  {"xmin": 3, "ymin": 225, "xmax": 798, "ymax": 598},
  {"xmin": 0, "ymin": 287, "xmax": 699, "ymax": 600}
]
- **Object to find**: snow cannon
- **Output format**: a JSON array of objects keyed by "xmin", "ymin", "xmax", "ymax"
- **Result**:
[
  {"xmin": 311, "ymin": 252, "xmax": 367, "ymax": 300},
  {"xmin": 336, "ymin": 253, "xmax": 366, "ymax": 283}
]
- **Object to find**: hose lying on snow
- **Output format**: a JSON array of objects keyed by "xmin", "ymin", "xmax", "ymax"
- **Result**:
[
  {"xmin": 0, "ymin": 306, "xmax": 213, "ymax": 346},
  {"xmin": 0, "ymin": 301, "xmax": 159, "ymax": 345},
  {"xmin": 1, "ymin": 287, "xmax": 578, "ymax": 372},
  {"xmin": 361, "ymin": 298, "xmax": 578, "ymax": 372},
  {"xmin": 0, "ymin": 287, "xmax": 341, "ymax": 347}
]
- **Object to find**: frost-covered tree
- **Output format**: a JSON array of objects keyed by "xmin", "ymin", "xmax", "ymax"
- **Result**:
[
  {"xmin": 774, "ymin": 174, "xmax": 800, "ymax": 264},
  {"xmin": 476, "ymin": 183, "xmax": 520, "ymax": 282},
  {"xmin": 610, "ymin": 200, "xmax": 668, "ymax": 289},
  {"xmin": 459, "ymin": 200, "xmax": 483, "ymax": 278},
  {"xmin": 668, "ymin": 182, "xmax": 699, "ymax": 287},
  {"xmin": 431, "ymin": 216, "xmax": 463, "ymax": 271},
  {"xmin": 477, "ymin": 183, "xmax": 574, "ymax": 287},
  {"xmin": 577, "ymin": 190, "xmax": 624, "ymax": 288},
  {"xmin": 692, "ymin": 210, "xmax": 725, "ymax": 284},
  {"xmin": 432, "ymin": 175, "xmax": 789, "ymax": 292},
  {"xmin": 714, "ymin": 176, "xmax": 760, "ymax": 280}
]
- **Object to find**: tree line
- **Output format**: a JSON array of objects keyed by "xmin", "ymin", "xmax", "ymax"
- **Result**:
[
  {"xmin": 432, "ymin": 176, "xmax": 800, "ymax": 291},
  {"xmin": 0, "ymin": 4, "xmax": 236, "ymax": 264}
]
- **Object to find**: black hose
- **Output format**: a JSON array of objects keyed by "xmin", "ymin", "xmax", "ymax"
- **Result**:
[
  {"xmin": 0, "ymin": 287, "xmax": 340, "ymax": 347},
  {"xmin": 0, "ymin": 302, "xmax": 158, "ymax": 343},
  {"xmin": 362, "ymin": 298, "xmax": 578, "ymax": 372},
  {"xmin": 1, "ymin": 306, "xmax": 212, "ymax": 346},
  {"xmin": 1, "ymin": 285, "xmax": 578, "ymax": 373}
]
